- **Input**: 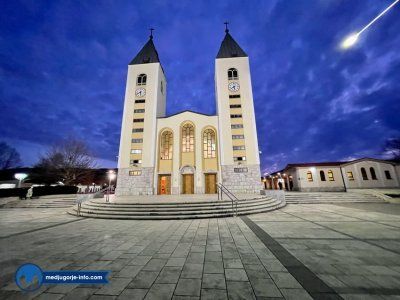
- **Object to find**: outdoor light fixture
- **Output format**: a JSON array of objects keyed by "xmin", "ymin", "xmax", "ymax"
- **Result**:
[
  {"xmin": 14, "ymin": 173, "xmax": 28, "ymax": 188},
  {"xmin": 106, "ymin": 170, "xmax": 116, "ymax": 202},
  {"xmin": 341, "ymin": 0, "xmax": 399, "ymax": 49},
  {"xmin": 309, "ymin": 167, "xmax": 316, "ymax": 173}
]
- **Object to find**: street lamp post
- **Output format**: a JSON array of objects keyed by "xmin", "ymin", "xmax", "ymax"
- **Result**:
[
  {"xmin": 14, "ymin": 173, "xmax": 28, "ymax": 188},
  {"xmin": 106, "ymin": 170, "xmax": 116, "ymax": 202}
]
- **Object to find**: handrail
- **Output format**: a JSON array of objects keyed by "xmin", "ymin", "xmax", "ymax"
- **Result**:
[
  {"xmin": 217, "ymin": 183, "xmax": 239, "ymax": 217},
  {"xmin": 76, "ymin": 186, "xmax": 110, "ymax": 216}
]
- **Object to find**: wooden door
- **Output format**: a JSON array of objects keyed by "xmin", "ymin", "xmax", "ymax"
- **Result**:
[
  {"xmin": 205, "ymin": 174, "xmax": 217, "ymax": 194},
  {"xmin": 158, "ymin": 175, "xmax": 171, "ymax": 195},
  {"xmin": 182, "ymin": 174, "xmax": 194, "ymax": 194}
]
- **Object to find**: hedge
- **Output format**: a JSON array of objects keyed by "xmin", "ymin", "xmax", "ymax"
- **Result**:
[{"xmin": 0, "ymin": 186, "xmax": 78, "ymax": 198}]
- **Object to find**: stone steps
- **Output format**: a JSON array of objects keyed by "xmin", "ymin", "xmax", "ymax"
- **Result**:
[
  {"xmin": 285, "ymin": 192, "xmax": 384, "ymax": 204},
  {"xmin": 68, "ymin": 197, "xmax": 285, "ymax": 220}
]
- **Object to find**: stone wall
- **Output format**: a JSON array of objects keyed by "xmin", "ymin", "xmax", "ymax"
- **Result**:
[
  {"xmin": 115, "ymin": 167, "xmax": 154, "ymax": 196},
  {"xmin": 221, "ymin": 164, "xmax": 263, "ymax": 194}
]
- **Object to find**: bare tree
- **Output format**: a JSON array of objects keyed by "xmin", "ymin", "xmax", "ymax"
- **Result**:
[
  {"xmin": 383, "ymin": 137, "xmax": 400, "ymax": 162},
  {"xmin": 0, "ymin": 142, "xmax": 21, "ymax": 170},
  {"xmin": 35, "ymin": 138, "xmax": 97, "ymax": 185}
]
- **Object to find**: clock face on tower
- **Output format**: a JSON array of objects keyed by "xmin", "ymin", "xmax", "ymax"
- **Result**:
[
  {"xmin": 135, "ymin": 88, "xmax": 146, "ymax": 98},
  {"xmin": 228, "ymin": 82, "xmax": 240, "ymax": 92}
]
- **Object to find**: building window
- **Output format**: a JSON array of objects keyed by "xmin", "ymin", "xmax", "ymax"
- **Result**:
[
  {"xmin": 227, "ymin": 68, "xmax": 238, "ymax": 80},
  {"xmin": 234, "ymin": 156, "xmax": 246, "ymax": 161},
  {"xmin": 134, "ymin": 109, "xmax": 145, "ymax": 113},
  {"xmin": 307, "ymin": 171, "xmax": 313, "ymax": 182},
  {"xmin": 232, "ymin": 135, "xmax": 244, "ymax": 139},
  {"xmin": 132, "ymin": 128, "xmax": 144, "ymax": 132},
  {"xmin": 231, "ymin": 124, "xmax": 243, "ymax": 129},
  {"xmin": 328, "ymin": 170, "xmax": 334, "ymax": 181},
  {"xmin": 160, "ymin": 131, "xmax": 173, "ymax": 160},
  {"xmin": 234, "ymin": 167, "xmax": 248, "ymax": 173},
  {"xmin": 182, "ymin": 123, "xmax": 194, "ymax": 152},
  {"xmin": 131, "ymin": 139, "xmax": 143, "ymax": 143},
  {"xmin": 370, "ymin": 167, "xmax": 377, "ymax": 180},
  {"xmin": 135, "ymin": 99, "xmax": 145, "ymax": 103},
  {"xmin": 131, "ymin": 149, "xmax": 142, "ymax": 154},
  {"xmin": 133, "ymin": 118, "xmax": 144, "ymax": 123},
  {"xmin": 230, "ymin": 114, "xmax": 242, "ymax": 118},
  {"xmin": 203, "ymin": 129, "xmax": 216, "ymax": 158},
  {"xmin": 233, "ymin": 145, "xmax": 245, "ymax": 150},
  {"xmin": 229, "ymin": 94, "xmax": 240, "ymax": 99},
  {"xmin": 130, "ymin": 159, "xmax": 142, "ymax": 164},
  {"xmin": 129, "ymin": 170, "xmax": 142, "ymax": 176},
  {"xmin": 230, "ymin": 104, "xmax": 241, "ymax": 108},
  {"xmin": 347, "ymin": 171, "xmax": 354, "ymax": 181},
  {"xmin": 137, "ymin": 74, "xmax": 147, "ymax": 86},
  {"xmin": 361, "ymin": 167, "xmax": 368, "ymax": 180},
  {"xmin": 385, "ymin": 170, "xmax": 392, "ymax": 179},
  {"xmin": 319, "ymin": 171, "xmax": 326, "ymax": 181}
]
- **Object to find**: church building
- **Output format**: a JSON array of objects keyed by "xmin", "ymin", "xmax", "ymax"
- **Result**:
[{"xmin": 116, "ymin": 27, "xmax": 262, "ymax": 196}]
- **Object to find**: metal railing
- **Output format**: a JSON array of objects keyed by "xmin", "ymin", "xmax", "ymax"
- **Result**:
[
  {"xmin": 217, "ymin": 183, "xmax": 239, "ymax": 217},
  {"xmin": 75, "ymin": 186, "xmax": 110, "ymax": 216}
]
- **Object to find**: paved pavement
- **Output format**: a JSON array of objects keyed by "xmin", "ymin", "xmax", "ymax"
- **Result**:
[{"xmin": 0, "ymin": 202, "xmax": 400, "ymax": 299}]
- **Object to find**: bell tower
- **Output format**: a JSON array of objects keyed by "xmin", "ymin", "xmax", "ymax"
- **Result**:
[
  {"xmin": 116, "ymin": 31, "xmax": 167, "ymax": 196},
  {"xmin": 215, "ymin": 24, "xmax": 262, "ymax": 193}
]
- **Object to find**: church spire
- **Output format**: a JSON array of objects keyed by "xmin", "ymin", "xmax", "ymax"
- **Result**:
[
  {"xmin": 129, "ymin": 30, "xmax": 161, "ymax": 65},
  {"xmin": 216, "ymin": 23, "xmax": 247, "ymax": 59}
]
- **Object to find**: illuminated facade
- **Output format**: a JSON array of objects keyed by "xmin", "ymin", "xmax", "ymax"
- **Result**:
[{"xmin": 116, "ymin": 29, "xmax": 262, "ymax": 196}]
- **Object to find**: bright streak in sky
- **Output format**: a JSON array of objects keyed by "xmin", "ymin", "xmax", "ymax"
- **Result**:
[{"xmin": 341, "ymin": 0, "xmax": 399, "ymax": 49}]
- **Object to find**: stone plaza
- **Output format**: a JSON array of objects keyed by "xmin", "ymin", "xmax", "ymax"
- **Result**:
[{"xmin": 1, "ymin": 197, "xmax": 400, "ymax": 299}]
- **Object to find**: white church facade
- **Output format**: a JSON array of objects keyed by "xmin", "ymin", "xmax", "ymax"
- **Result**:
[{"xmin": 116, "ymin": 28, "xmax": 262, "ymax": 196}]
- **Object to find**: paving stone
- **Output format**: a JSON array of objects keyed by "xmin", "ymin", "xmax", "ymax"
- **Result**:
[
  {"xmin": 185, "ymin": 253, "xmax": 204, "ymax": 264},
  {"xmin": 202, "ymin": 273, "xmax": 226, "ymax": 289},
  {"xmin": 142, "ymin": 259, "xmax": 168, "ymax": 272},
  {"xmin": 181, "ymin": 263, "xmax": 203, "ymax": 279},
  {"xmin": 145, "ymin": 283, "xmax": 175, "ymax": 300},
  {"xmin": 156, "ymin": 267, "xmax": 182, "ymax": 284},
  {"xmin": 205, "ymin": 251, "xmax": 222, "ymax": 262},
  {"xmin": 117, "ymin": 265, "xmax": 144, "ymax": 278},
  {"xmin": 224, "ymin": 268, "xmax": 248, "ymax": 281},
  {"xmin": 63, "ymin": 287, "xmax": 99, "ymax": 300},
  {"xmin": 280, "ymin": 288, "xmax": 312, "ymax": 300},
  {"xmin": 95, "ymin": 277, "xmax": 131, "ymax": 295},
  {"xmin": 249, "ymin": 277, "xmax": 282, "ymax": 298},
  {"xmin": 203, "ymin": 261, "xmax": 224, "ymax": 274},
  {"xmin": 174, "ymin": 278, "xmax": 201, "ymax": 296},
  {"xmin": 201, "ymin": 289, "xmax": 228, "ymax": 300},
  {"xmin": 35, "ymin": 293, "xmax": 65, "ymax": 300},
  {"xmin": 269, "ymin": 272, "xmax": 302, "ymax": 288},
  {"xmin": 129, "ymin": 271, "xmax": 160, "ymax": 289},
  {"xmin": 166, "ymin": 258, "xmax": 186, "ymax": 267},
  {"xmin": 223, "ymin": 259, "xmax": 243, "ymax": 269},
  {"xmin": 89, "ymin": 295, "xmax": 117, "ymax": 300},
  {"xmin": 130, "ymin": 256, "xmax": 153, "ymax": 266},
  {"xmin": 226, "ymin": 281, "xmax": 255, "ymax": 300},
  {"xmin": 117, "ymin": 288, "xmax": 148, "ymax": 300}
]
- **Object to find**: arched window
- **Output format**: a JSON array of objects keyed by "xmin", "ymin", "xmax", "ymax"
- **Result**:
[
  {"xmin": 328, "ymin": 170, "xmax": 334, "ymax": 181},
  {"xmin": 160, "ymin": 131, "xmax": 173, "ymax": 160},
  {"xmin": 320, "ymin": 171, "xmax": 326, "ymax": 181},
  {"xmin": 227, "ymin": 68, "xmax": 238, "ymax": 80},
  {"xmin": 361, "ymin": 167, "xmax": 368, "ymax": 180},
  {"xmin": 370, "ymin": 167, "xmax": 377, "ymax": 180},
  {"xmin": 307, "ymin": 171, "xmax": 313, "ymax": 182},
  {"xmin": 203, "ymin": 129, "xmax": 216, "ymax": 158},
  {"xmin": 182, "ymin": 123, "xmax": 194, "ymax": 152},
  {"xmin": 137, "ymin": 74, "xmax": 147, "ymax": 86}
]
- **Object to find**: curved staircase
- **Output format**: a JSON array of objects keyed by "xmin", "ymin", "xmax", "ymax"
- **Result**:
[
  {"xmin": 285, "ymin": 192, "xmax": 385, "ymax": 204},
  {"xmin": 68, "ymin": 196, "xmax": 285, "ymax": 220}
]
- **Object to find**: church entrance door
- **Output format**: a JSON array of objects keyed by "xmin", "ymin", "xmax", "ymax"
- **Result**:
[
  {"xmin": 182, "ymin": 174, "xmax": 194, "ymax": 194},
  {"xmin": 205, "ymin": 174, "xmax": 217, "ymax": 194},
  {"xmin": 158, "ymin": 175, "xmax": 171, "ymax": 195}
]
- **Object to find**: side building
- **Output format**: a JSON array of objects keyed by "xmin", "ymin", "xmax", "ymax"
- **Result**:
[{"xmin": 266, "ymin": 158, "xmax": 400, "ymax": 192}]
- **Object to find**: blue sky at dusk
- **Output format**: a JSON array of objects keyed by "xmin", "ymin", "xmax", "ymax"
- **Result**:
[{"xmin": 1, "ymin": 0, "xmax": 399, "ymax": 174}]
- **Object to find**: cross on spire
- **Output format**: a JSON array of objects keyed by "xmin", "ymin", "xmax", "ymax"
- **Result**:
[
  {"xmin": 149, "ymin": 28, "xmax": 154, "ymax": 39},
  {"xmin": 224, "ymin": 21, "xmax": 229, "ymax": 33}
]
